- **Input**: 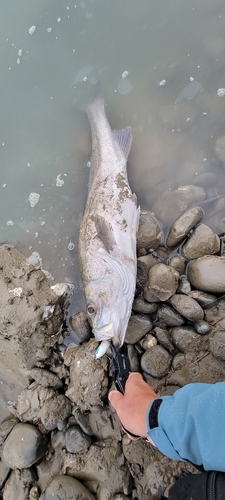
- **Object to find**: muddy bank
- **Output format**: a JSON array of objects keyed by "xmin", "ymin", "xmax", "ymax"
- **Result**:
[{"xmin": 1, "ymin": 199, "xmax": 225, "ymax": 499}]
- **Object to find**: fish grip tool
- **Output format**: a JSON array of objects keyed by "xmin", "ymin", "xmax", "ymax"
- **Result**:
[{"xmin": 110, "ymin": 342, "xmax": 144, "ymax": 439}]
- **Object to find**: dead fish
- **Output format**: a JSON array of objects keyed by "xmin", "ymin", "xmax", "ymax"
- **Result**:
[{"xmin": 78, "ymin": 96, "xmax": 140, "ymax": 353}]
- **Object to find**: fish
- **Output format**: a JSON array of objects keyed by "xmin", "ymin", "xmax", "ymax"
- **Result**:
[{"xmin": 78, "ymin": 96, "xmax": 140, "ymax": 353}]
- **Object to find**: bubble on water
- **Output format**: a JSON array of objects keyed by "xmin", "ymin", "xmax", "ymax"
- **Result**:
[
  {"xmin": 28, "ymin": 26, "xmax": 36, "ymax": 35},
  {"xmin": 217, "ymin": 88, "xmax": 225, "ymax": 97},
  {"xmin": 189, "ymin": 77, "xmax": 194, "ymax": 81},
  {"xmin": 29, "ymin": 192, "xmax": 40, "ymax": 208},
  {"xmin": 7, "ymin": 220, "xmax": 14, "ymax": 226},
  {"xmin": 2, "ymin": 184, "xmax": 6, "ymax": 188},
  {"xmin": 18, "ymin": 49, "xmax": 22, "ymax": 57},
  {"xmin": 87, "ymin": 161, "xmax": 91, "ymax": 168},
  {"xmin": 159, "ymin": 79, "xmax": 166, "ymax": 86},
  {"xmin": 35, "ymin": 232, "xmax": 39, "ymax": 238},
  {"xmin": 47, "ymin": 27, "xmax": 52, "ymax": 33},
  {"xmin": 42, "ymin": 269, "xmax": 54, "ymax": 280},
  {"xmin": 186, "ymin": 117, "xmax": 191, "ymax": 121},
  {"xmin": 117, "ymin": 78, "xmax": 132, "ymax": 95},
  {"xmin": 72, "ymin": 48, "xmax": 76, "ymax": 53},
  {"xmin": 2, "ymin": 143, "xmax": 5, "ymax": 146},
  {"xmin": 27, "ymin": 162, "xmax": 31, "ymax": 167},
  {"xmin": 41, "ymin": 221, "xmax": 45, "ymax": 226},
  {"xmin": 17, "ymin": 58, "xmax": 20, "ymax": 65},
  {"xmin": 83, "ymin": 76, "xmax": 87, "ymax": 82},
  {"xmin": 57, "ymin": 17, "xmax": 61, "ymax": 22},
  {"xmin": 68, "ymin": 241, "xmax": 75, "ymax": 251},
  {"xmin": 56, "ymin": 174, "xmax": 64, "ymax": 187},
  {"xmin": 122, "ymin": 70, "xmax": 129, "ymax": 79}
]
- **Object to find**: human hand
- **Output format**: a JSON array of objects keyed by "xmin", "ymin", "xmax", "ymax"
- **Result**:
[{"xmin": 108, "ymin": 372, "xmax": 158, "ymax": 442}]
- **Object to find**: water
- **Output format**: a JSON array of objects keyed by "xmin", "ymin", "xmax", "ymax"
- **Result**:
[{"xmin": 1, "ymin": 0, "xmax": 225, "ymax": 416}]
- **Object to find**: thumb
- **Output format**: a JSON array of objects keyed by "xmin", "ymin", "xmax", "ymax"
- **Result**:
[{"xmin": 108, "ymin": 389, "xmax": 124, "ymax": 409}]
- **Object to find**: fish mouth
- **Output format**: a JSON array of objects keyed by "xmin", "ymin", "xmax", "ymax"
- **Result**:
[{"xmin": 92, "ymin": 323, "xmax": 114, "ymax": 341}]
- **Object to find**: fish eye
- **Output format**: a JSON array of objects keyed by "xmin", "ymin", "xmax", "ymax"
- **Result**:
[{"xmin": 86, "ymin": 304, "xmax": 96, "ymax": 316}]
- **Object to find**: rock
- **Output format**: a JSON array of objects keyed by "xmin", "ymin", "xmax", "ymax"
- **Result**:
[
  {"xmin": 9, "ymin": 383, "xmax": 55, "ymax": 423},
  {"xmin": 168, "ymin": 255, "xmax": 185, "ymax": 274},
  {"xmin": 39, "ymin": 475, "xmax": 95, "ymax": 500},
  {"xmin": 188, "ymin": 290, "xmax": 217, "ymax": 309},
  {"xmin": 144, "ymin": 264, "xmax": 179, "ymax": 302},
  {"xmin": 194, "ymin": 320, "xmax": 211, "ymax": 335},
  {"xmin": 63, "ymin": 439, "xmax": 131, "ymax": 500},
  {"xmin": 169, "ymin": 294, "xmax": 204, "ymax": 321},
  {"xmin": 168, "ymin": 352, "xmax": 225, "ymax": 386},
  {"xmin": 111, "ymin": 495, "xmax": 131, "ymax": 500},
  {"xmin": 127, "ymin": 344, "xmax": 140, "ymax": 372},
  {"xmin": 154, "ymin": 327, "xmax": 175, "ymax": 353},
  {"xmin": 210, "ymin": 331, "xmax": 225, "ymax": 361},
  {"xmin": 177, "ymin": 276, "xmax": 191, "ymax": 294},
  {"xmin": 29, "ymin": 486, "xmax": 39, "ymax": 499},
  {"xmin": 70, "ymin": 312, "xmax": 92, "ymax": 343},
  {"xmin": 125, "ymin": 314, "xmax": 152, "ymax": 344},
  {"xmin": 137, "ymin": 255, "xmax": 158, "ymax": 270},
  {"xmin": 89, "ymin": 406, "xmax": 121, "ymax": 441},
  {"xmin": 214, "ymin": 134, "xmax": 225, "ymax": 167},
  {"xmin": 0, "ymin": 416, "xmax": 19, "ymax": 447},
  {"xmin": 138, "ymin": 333, "xmax": 157, "ymax": 351},
  {"xmin": 40, "ymin": 395, "xmax": 71, "ymax": 431},
  {"xmin": 72, "ymin": 409, "xmax": 93, "ymax": 437},
  {"xmin": 152, "ymin": 188, "xmax": 205, "ymax": 226},
  {"xmin": 132, "ymin": 295, "xmax": 158, "ymax": 314},
  {"xmin": 166, "ymin": 206, "xmax": 204, "ymax": 247},
  {"xmin": 193, "ymin": 172, "xmax": 217, "ymax": 188},
  {"xmin": 157, "ymin": 304, "xmax": 185, "ymax": 327},
  {"xmin": 0, "ymin": 245, "xmax": 65, "ymax": 397},
  {"xmin": 65, "ymin": 425, "xmax": 92, "ymax": 453},
  {"xmin": 171, "ymin": 326, "xmax": 203, "ymax": 353},
  {"xmin": 141, "ymin": 346, "xmax": 172, "ymax": 377},
  {"xmin": 2, "ymin": 423, "xmax": 48, "ymax": 469},
  {"xmin": 3, "ymin": 468, "xmax": 36, "ymax": 500},
  {"xmin": 137, "ymin": 211, "xmax": 163, "ymax": 251},
  {"xmin": 136, "ymin": 259, "xmax": 149, "ymax": 295},
  {"xmin": 0, "ymin": 460, "xmax": 10, "ymax": 489},
  {"xmin": 65, "ymin": 340, "xmax": 108, "ymax": 412},
  {"xmin": 28, "ymin": 368, "xmax": 63, "ymax": 389},
  {"xmin": 188, "ymin": 256, "xmax": 225, "ymax": 293},
  {"xmin": 181, "ymin": 224, "xmax": 220, "ymax": 260}
]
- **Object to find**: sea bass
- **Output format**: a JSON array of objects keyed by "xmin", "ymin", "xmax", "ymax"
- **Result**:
[{"xmin": 78, "ymin": 96, "xmax": 140, "ymax": 353}]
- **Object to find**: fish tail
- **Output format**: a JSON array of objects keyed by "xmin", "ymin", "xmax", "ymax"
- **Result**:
[{"xmin": 73, "ymin": 80, "xmax": 102, "ymax": 113}]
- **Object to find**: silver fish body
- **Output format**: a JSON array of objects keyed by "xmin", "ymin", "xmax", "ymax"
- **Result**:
[{"xmin": 78, "ymin": 97, "xmax": 140, "ymax": 348}]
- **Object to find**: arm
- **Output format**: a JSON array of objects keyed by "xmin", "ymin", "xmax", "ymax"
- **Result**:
[{"xmin": 109, "ymin": 374, "xmax": 225, "ymax": 471}]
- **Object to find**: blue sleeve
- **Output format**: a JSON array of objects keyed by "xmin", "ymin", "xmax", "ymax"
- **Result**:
[{"xmin": 146, "ymin": 381, "xmax": 225, "ymax": 471}]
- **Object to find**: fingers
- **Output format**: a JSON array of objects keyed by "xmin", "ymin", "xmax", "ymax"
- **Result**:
[{"xmin": 108, "ymin": 389, "xmax": 124, "ymax": 410}]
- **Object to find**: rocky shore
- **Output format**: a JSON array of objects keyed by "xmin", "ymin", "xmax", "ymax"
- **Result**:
[{"xmin": 1, "ymin": 194, "xmax": 225, "ymax": 499}]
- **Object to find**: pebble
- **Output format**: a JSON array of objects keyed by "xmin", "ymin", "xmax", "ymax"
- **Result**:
[
  {"xmin": 154, "ymin": 327, "xmax": 175, "ymax": 353},
  {"xmin": 181, "ymin": 224, "xmax": 220, "ymax": 260},
  {"xmin": 2, "ymin": 423, "xmax": 48, "ymax": 469},
  {"xmin": 39, "ymin": 475, "xmax": 95, "ymax": 499},
  {"xmin": 28, "ymin": 26, "xmax": 36, "ymax": 35},
  {"xmin": 138, "ymin": 333, "xmax": 157, "ymax": 351},
  {"xmin": 168, "ymin": 255, "xmax": 185, "ymax": 274},
  {"xmin": 3, "ymin": 468, "xmax": 36, "ymax": 500},
  {"xmin": 141, "ymin": 345, "xmax": 172, "ymax": 377},
  {"xmin": 169, "ymin": 294, "xmax": 204, "ymax": 321},
  {"xmin": 144, "ymin": 263, "xmax": 179, "ymax": 302},
  {"xmin": 65, "ymin": 425, "xmax": 92, "ymax": 453},
  {"xmin": 125, "ymin": 314, "xmax": 152, "ymax": 344},
  {"xmin": 0, "ymin": 416, "xmax": 19, "ymax": 447},
  {"xmin": 40, "ymin": 395, "xmax": 71, "ymax": 431},
  {"xmin": 70, "ymin": 312, "xmax": 92, "ymax": 343},
  {"xmin": 171, "ymin": 326, "xmax": 202, "ymax": 353},
  {"xmin": 193, "ymin": 320, "xmax": 211, "ymax": 335},
  {"xmin": 28, "ymin": 368, "xmax": 63, "ymax": 389},
  {"xmin": 166, "ymin": 206, "xmax": 204, "ymax": 248},
  {"xmin": 137, "ymin": 254, "xmax": 158, "ymax": 270},
  {"xmin": 73, "ymin": 409, "xmax": 93, "ymax": 436},
  {"xmin": 132, "ymin": 295, "xmax": 158, "ymax": 314},
  {"xmin": 157, "ymin": 304, "xmax": 185, "ymax": 326},
  {"xmin": 188, "ymin": 256, "xmax": 225, "ymax": 293},
  {"xmin": 137, "ymin": 211, "xmax": 163, "ymax": 251},
  {"xmin": 188, "ymin": 290, "xmax": 217, "ymax": 309},
  {"xmin": 210, "ymin": 331, "xmax": 225, "ymax": 361},
  {"xmin": 177, "ymin": 276, "xmax": 191, "ymax": 295}
]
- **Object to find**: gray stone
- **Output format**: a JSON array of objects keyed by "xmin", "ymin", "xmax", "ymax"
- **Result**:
[
  {"xmin": 169, "ymin": 294, "xmax": 204, "ymax": 321},
  {"xmin": 157, "ymin": 304, "xmax": 185, "ymax": 327},
  {"xmin": 193, "ymin": 172, "xmax": 217, "ymax": 188},
  {"xmin": 65, "ymin": 425, "xmax": 92, "ymax": 454},
  {"xmin": 194, "ymin": 320, "xmax": 211, "ymax": 335},
  {"xmin": 188, "ymin": 256, "xmax": 225, "ymax": 293},
  {"xmin": 132, "ymin": 295, "xmax": 158, "ymax": 314},
  {"xmin": 136, "ymin": 260, "xmax": 148, "ymax": 294},
  {"xmin": 39, "ymin": 475, "xmax": 95, "ymax": 500},
  {"xmin": 3, "ymin": 469, "xmax": 36, "ymax": 500},
  {"xmin": 210, "ymin": 331, "xmax": 225, "ymax": 361},
  {"xmin": 137, "ymin": 255, "xmax": 158, "ymax": 270},
  {"xmin": 138, "ymin": 333, "xmax": 157, "ymax": 351},
  {"xmin": 181, "ymin": 224, "xmax": 220, "ymax": 260},
  {"xmin": 154, "ymin": 327, "xmax": 175, "ymax": 353},
  {"xmin": 168, "ymin": 256, "xmax": 185, "ymax": 274},
  {"xmin": 70, "ymin": 311, "xmax": 92, "ymax": 343},
  {"xmin": 141, "ymin": 346, "xmax": 172, "ymax": 377},
  {"xmin": 2, "ymin": 423, "xmax": 47, "ymax": 469},
  {"xmin": 188, "ymin": 290, "xmax": 217, "ymax": 309},
  {"xmin": 137, "ymin": 211, "xmax": 163, "ymax": 251},
  {"xmin": 166, "ymin": 206, "xmax": 204, "ymax": 247},
  {"xmin": 144, "ymin": 264, "xmax": 179, "ymax": 302},
  {"xmin": 168, "ymin": 352, "xmax": 225, "ymax": 386},
  {"xmin": 28, "ymin": 368, "xmax": 63, "ymax": 389},
  {"xmin": 125, "ymin": 314, "xmax": 152, "ymax": 344},
  {"xmin": 40, "ymin": 395, "xmax": 71, "ymax": 431},
  {"xmin": 152, "ymin": 187, "xmax": 205, "ymax": 226},
  {"xmin": 171, "ymin": 326, "xmax": 203, "ymax": 353},
  {"xmin": 177, "ymin": 276, "xmax": 191, "ymax": 295},
  {"xmin": 0, "ymin": 417, "xmax": 19, "ymax": 447},
  {"xmin": 73, "ymin": 409, "xmax": 93, "ymax": 437},
  {"xmin": 0, "ymin": 460, "xmax": 10, "ymax": 489},
  {"xmin": 89, "ymin": 406, "xmax": 121, "ymax": 441},
  {"xmin": 127, "ymin": 344, "xmax": 140, "ymax": 372}
]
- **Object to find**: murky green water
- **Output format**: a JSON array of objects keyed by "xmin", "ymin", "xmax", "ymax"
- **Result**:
[{"xmin": 1, "ymin": 0, "xmax": 225, "ymax": 416}]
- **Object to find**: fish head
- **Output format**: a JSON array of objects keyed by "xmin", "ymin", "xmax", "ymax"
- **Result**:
[{"xmin": 84, "ymin": 273, "xmax": 133, "ymax": 348}]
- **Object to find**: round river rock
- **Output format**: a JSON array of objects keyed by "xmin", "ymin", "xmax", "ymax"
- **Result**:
[
  {"xmin": 166, "ymin": 206, "xmax": 204, "ymax": 248},
  {"xmin": 125, "ymin": 314, "xmax": 152, "ymax": 344},
  {"xmin": 188, "ymin": 256, "xmax": 225, "ymax": 293},
  {"xmin": 181, "ymin": 224, "xmax": 220, "ymax": 260},
  {"xmin": 169, "ymin": 294, "xmax": 204, "ymax": 321},
  {"xmin": 40, "ymin": 475, "xmax": 95, "ymax": 500},
  {"xmin": 144, "ymin": 263, "xmax": 179, "ymax": 302},
  {"xmin": 210, "ymin": 331, "xmax": 225, "ymax": 361},
  {"xmin": 137, "ymin": 211, "xmax": 163, "ymax": 250},
  {"xmin": 141, "ymin": 345, "xmax": 172, "ymax": 377},
  {"xmin": 1, "ymin": 423, "xmax": 48, "ymax": 469}
]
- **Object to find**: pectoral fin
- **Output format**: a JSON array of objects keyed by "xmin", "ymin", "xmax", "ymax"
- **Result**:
[
  {"xmin": 113, "ymin": 127, "xmax": 133, "ymax": 159},
  {"xmin": 94, "ymin": 215, "xmax": 116, "ymax": 252}
]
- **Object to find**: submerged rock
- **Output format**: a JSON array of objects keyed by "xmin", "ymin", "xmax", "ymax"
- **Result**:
[
  {"xmin": 188, "ymin": 256, "xmax": 225, "ymax": 293},
  {"xmin": 152, "ymin": 187, "xmax": 205, "ymax": 226}
]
